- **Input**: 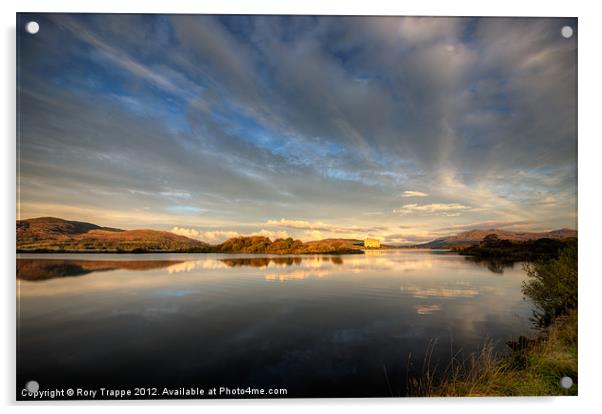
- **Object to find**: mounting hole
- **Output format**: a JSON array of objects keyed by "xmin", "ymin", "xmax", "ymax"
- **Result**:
[
  {"xmin": 561, "ymin": 26, "xmax": 573, "ymax": 39},
  {"xmin": 25, "ymin": 21, "xmax": 39, "ymax": 35},
  {"xmin": 25, "ymin": 380, "xmax": 39, "ymax": 393},
  {"xmin": 560, "ymin": 376, "xmax": 574, "ymax": 389}
]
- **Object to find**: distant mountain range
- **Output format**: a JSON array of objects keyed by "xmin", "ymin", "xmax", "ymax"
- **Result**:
[
  {"xmin": 417, "ymin": 228, "xmax": 577, "ymax": 248},
  {"xmin": 16, "ymin": 217, "xmax": 578, "ymax": 253}
]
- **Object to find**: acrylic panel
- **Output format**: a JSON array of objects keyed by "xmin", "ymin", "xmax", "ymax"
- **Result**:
[{"xmin": 16, "ymin": 14, "xmax": 578, "ymax": 400}]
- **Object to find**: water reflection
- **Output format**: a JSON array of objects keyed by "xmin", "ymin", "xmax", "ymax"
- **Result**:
[
  {"xmin": 463, "ymin": 256, "xmax": 516, "ymax": 274},
  {"xmin": 265, "ymin": 268, "xmax": 336, "ymax": 282},
  {"xmin": 17, "ymin": 250, "xmax": 536, "ymax": 398},
  {"xmin": 221, "ymin": 257, "xmax": 304, "ymax": 268},
  {"xmin": 414, "ymin": 304, "xmax": 442, "ymax": 315},
  {"xmin": 400, "ymin": 284, "xmax": 481, "ymax": 298},
  {"xmin": 17, "ymin": 251, "xmax": 519, "ymax": 282},
  {"xmin": 17, "ymin": 255, "xmax": 349, "ymax": 284},
  {"xmin": 220, "ymin": 256, "xmax": 343, "ymax": 268},
  {"xmin": 17, "ymin": 259, "xmax": 183, "ymax": 281}
]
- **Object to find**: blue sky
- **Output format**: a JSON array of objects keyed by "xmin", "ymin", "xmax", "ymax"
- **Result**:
[{"xmin": 17, "ymin": 14, "xmax": 577, "ymax": 244}]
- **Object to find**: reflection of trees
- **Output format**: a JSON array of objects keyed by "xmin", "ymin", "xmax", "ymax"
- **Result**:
[
  {"xmin": 17, "ymin": 255, "xmax": 348, "ymax": 280},
  {"xmin": 17, "ymin": 259, "xmax": 183, "ymax": 281},
  {"xmin": 220, "ymin": 256, "xmax": 344, "ymax": 268},
  {"xmin": 220, "ymin": 257, "xmax": 302, "ymax": 268},
  {"xmin": 463, "ymin": 256, "xmax": 515, "ymax": 274},
  {"xmin": 363, "ymin": 249, "xmax": 383, "ymax": 256}
]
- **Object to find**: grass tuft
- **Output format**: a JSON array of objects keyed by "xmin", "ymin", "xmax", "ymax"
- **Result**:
[{"xmin": 412, "ymin": 310, "xmax": 577, "ymax": 397}]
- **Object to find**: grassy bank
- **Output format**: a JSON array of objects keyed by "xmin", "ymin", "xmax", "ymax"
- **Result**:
[
  {"xmin": 411, "ymin": 243, "xmax": 578, "ymax": 397},
  {"xmin": 423, "ymin": 310, "xmax": 577, "ymax": 396}
]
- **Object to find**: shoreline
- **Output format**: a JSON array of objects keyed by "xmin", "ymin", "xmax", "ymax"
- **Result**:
[
  {"xmin": 420, "ymin": 310, "xmax": 577, "ymax": 397},
  {"xmin": 16, "ymin": 249, "xmax": 366, "ymax": 255}
]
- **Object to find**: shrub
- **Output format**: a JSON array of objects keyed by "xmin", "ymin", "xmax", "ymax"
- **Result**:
[{"xmin": 522, "ymin": 245, "xmax": 577, "ymax": 326}]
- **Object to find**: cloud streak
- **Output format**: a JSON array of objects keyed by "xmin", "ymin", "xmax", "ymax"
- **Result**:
[
  {"xmin": 393, "ymin": 203, "xmax": 473, "ymax": 216},
  {"xmin": 402, "ymin": 191, "xmax": 428, "ymax": 198},
  {"xmin": 266, "ymin": 219, "xmax": 388, "ymax": 234}
]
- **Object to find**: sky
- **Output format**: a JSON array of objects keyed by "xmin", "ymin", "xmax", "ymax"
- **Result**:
[{"xmin": 17, "ymin": 14, "xmax": 577, "ymax": 244}]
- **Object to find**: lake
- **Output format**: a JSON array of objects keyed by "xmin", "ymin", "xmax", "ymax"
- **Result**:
[{"xmin": 16, "ymin": 250, "xmax": 536, "ymax": 399}]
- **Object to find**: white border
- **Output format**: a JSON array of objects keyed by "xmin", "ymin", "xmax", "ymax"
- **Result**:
[{"xmin": 2, "ymin": 1, "xmax": 602, "ymax": 413}]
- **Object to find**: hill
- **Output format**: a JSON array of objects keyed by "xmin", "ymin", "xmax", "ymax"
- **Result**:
[
  {"xmin": 16, "ymin": 217, "xmax": 363, "ymax": 254},
  {"xmin": 419, "ymin": 228, "xmax": 577, "ymax": 248},
  {"xmin": 17, "ymin": 217, "xmax": 209, "ymax": 252},
  {"xmin": 17, "ymin": 216, "xmax": 123, "ymax": 239}
]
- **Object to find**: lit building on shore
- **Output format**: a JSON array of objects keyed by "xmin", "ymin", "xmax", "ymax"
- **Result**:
[{"xmin": 364, "ymin": 238, "xmax": 380, "ymax": 248}]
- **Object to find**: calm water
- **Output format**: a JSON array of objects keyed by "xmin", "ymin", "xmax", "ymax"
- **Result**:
[{"xmin": 17, "ymin": 250, "xmax": 535, "ymax": 399}]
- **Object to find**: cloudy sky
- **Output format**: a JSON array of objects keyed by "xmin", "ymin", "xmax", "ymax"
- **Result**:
[{"xmin": 17, "ymin": 14, "xmax": 577, "ymax": 244}]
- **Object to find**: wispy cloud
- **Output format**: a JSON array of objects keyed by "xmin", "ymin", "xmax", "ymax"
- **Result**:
[
  {"xmin": 381, "ymin": 232, "xmax": 439, "ymax": 245},
  {"xmin": 52, "ymin": 16, "xmax": 192, "ymax": 96},
  {"xmin": 160, "ymin": 190, "xmax": 192, "ymax": 199},
  {"xmin": 266, "ymin": 218, "xmax": 388, "ymax": 234},
  {"xmin": 436, "ymin": 220, "xmax": 534, "ymax": 232},
  {"xmin": 393, "ymin": 203, "xmax": 472, "ymax": 216},
  {"xmin": 166, "ymin": 206, "xmax": 205, "ymax": 214},
  {"xmin": 402, "ymin": 191, "xmax": 428, "ymax": 197}
]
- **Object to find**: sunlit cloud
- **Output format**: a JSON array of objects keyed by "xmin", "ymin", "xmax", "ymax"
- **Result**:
[
  {"xmin": 252, "ymin": 229, "xmax": 292, "ymax": 240},
  {"xmin": 402, "ymin": 191, "xmax": 428, "ymax": 198},
  {"xmin": 170, "ymin": 227, "xmax": 290, "ymax": 243}
]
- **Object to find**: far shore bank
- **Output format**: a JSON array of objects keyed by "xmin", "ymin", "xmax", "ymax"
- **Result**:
[{"xmin": 16, "ymin": 248, "xmax": 366, "ymax": 255}]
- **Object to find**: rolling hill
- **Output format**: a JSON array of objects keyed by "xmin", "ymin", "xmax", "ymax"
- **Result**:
[
  {"xmin": 419, "ymin": 228, "xmax": 577, "ymax": 248},
  {"xmin": 17, "ymin": 216, "xmax": 123, "ymax": 239},
  {"xmin": 17, "ymin": 217, "xmax": 210, "ymax": 252}
]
